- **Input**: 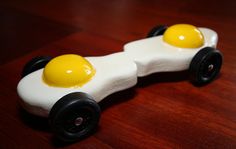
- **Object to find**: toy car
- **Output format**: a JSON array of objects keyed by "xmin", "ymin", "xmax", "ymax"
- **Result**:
[{"xmin": 17, "ymin": 24, "xmax": 222, "ymax": 142}]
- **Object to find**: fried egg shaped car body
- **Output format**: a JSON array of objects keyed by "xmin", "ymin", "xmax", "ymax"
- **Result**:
[
  {"xmin": 124, "ymin": 24, "xmax": 222, "ymax": 84},
  {"xmin": 17, "ymin": 24, "xmax": 223, "ymax": 142},
  {"xmin": 18, "ymin": 53, "xmax": 137, "ymax": 142}
]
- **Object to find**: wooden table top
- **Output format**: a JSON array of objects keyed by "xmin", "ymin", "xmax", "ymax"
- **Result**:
[{"xmin": 0, "ymin": 0, "xmax": 236, "ymax": 148}]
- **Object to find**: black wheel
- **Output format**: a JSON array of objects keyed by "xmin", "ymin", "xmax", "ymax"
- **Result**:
[
  {"xmin": 189, "ymin": 47, "xmax": 223, "ymax": 85},
  {"xmin": 22, "ymin": 56, "xmax": 52, "ymax": 78},
  {"xmin": 49, "ymin": 92, "xmax": 101, "ymax": 142},
  {"xmin": 147, "ymin": 25, "xmax": 167, "ymax": 38}
]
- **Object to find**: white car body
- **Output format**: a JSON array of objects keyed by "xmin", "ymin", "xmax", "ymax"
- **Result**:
[
  {"xmin": 17, "ymin": 27, "xmax": 218, "ymax": 117},
  {"xmin": 124, "ymin": 28, "xmax": 218, "ymax": 76},
  {"xmin": 17, "ymin": 52, "xmax": 138, "ymax": 117}
]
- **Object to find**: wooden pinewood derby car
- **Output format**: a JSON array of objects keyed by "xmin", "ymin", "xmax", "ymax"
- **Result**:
[{"xmin": 17, "ymin": 24, "xmax": 222, "ymax": 142}]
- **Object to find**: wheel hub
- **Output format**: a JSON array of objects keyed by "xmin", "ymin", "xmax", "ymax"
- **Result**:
[
  {"xmin": 208, "ymin": 64, "xmax": 214, "ymax": 72},
  {"xmin": 74, "ymin": 117, "xmax": 84, "ymax": 126}
]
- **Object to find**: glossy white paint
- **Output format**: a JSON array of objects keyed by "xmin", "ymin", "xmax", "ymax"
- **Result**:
[
  {"xmin": 124, "ymin": 28, "xmax": 218, "ymax": 76},
  {"xmin": 17, "ymin": 52, "xmax": 137, "ymax": 116},
  {"xmin": 17, "ymin": 27, "xmax": 218, "ymax": 117}
]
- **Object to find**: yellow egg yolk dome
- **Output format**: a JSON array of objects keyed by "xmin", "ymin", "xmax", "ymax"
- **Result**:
[
  {"xmin": 43, "ymin": 54, "xmax": 96, "ymax": 88},
  {"xmin": 163, "ymin": 24, "xmax": 204, "ymax": 48}
]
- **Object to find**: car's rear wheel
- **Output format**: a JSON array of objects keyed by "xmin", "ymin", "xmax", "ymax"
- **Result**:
[
  {"xmin": 49, "ymin": 92, "xmax": 101, "ymax": 142},
  {"xmin": 147, "ymin": 25, "xmax": 167, "ymax": 37},
  {"xmin": 22, "ymin": 56, "xmax": 52, "ymax": 77},
  {"xmin": 189, "ymin": 47, "xmax": 223, "ymax": 85}
]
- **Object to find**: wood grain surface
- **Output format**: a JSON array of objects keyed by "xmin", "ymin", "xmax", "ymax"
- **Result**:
[{"xmin": 0, "ymin": 0, "xmax": 236, "ymax": 148}]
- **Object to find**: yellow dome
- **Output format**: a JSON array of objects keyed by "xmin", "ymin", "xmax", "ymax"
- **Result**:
[
  {"xmin": 43, "ymin": 54, "xmax": 95, "ymax": 88},
  {"xmin": 163, "ymin": 24, "xmax": 204, "ymax": 48}
]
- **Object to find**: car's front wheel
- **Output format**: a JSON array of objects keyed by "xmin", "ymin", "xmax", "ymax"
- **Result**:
[
  {"xmin": 189, "ymin": 47, "xmax": 223, "ymax": 85},
  {"xmin": 49, "ymin": 92, "xmax": 101, "ymax": 142}
]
